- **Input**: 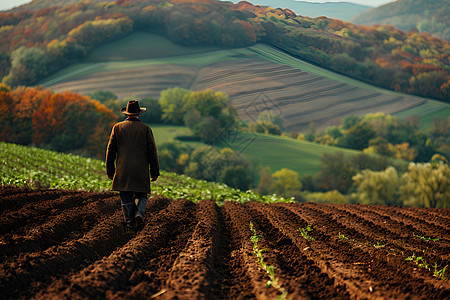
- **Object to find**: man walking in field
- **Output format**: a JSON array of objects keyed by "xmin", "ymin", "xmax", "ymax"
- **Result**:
[{"xmin": 106, "ymin": 100, "xmax": 159, "ymax": 231}]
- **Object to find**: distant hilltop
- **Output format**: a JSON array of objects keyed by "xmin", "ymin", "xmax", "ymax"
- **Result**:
[
  {"xmin": 353, "ymin": 0, "xmax": 450, "ymax": 41},
  {"xmin": 222, "ymin": 0, "xmax": 372, "ymax": 21}
]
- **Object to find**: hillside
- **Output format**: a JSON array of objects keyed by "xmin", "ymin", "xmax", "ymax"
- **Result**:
[
  {"xmin": 151, "ymin": 124, "xmax": 364, "ymax": 177},
  {"xmin": 222, "ymin": 0, "xmax": 371, "ymax": 21},
  {"xmin": 0, "ymin": 141, "xmax": 289, "ymax": 202},
  {"xmin": 13, "ymin": 0, "xmax": 372, "ymax": 19},
  {"xmin": 353, "ymin": 0, "xmax": 450, "ymax": 41},
  {"xmin": 42, "ymin": 31, "xmax": 449, "ymax": 133},
  {"xmin": 9, "ymin": 0, "xmax": 114, "ymax": 11},
  {"xmin": 1, "ymin": 0, "xmax": 449, "ymax": 102}
]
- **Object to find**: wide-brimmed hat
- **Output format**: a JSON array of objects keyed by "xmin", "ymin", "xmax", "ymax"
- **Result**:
[{"xmin": 121, "ymin": 100, "xmax": 146, "ymax": 115}]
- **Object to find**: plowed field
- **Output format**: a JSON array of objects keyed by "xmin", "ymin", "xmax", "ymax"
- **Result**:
[{"xmin": 1, "ymin": 186, "xmax": 449, "ymax": 299}]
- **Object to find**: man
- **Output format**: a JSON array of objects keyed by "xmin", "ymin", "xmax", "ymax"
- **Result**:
[{"xmin": 106, "ymin": 100, "xmax": 159, "ymax": 231}]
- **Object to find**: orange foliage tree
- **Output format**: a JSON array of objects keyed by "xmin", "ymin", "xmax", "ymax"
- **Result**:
[{"xmin": 0, "ymin": 85, "xmax": 117, "ymax": 158}]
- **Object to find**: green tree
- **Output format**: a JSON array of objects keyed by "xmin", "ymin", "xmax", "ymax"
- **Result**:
[
  {"xmin": 183, "ymin": 89, "xmax": 237, "ymax": 143},
  {"xmin": 353, "ymin": 166, "xmax": 400, "ymax": 205},
  {"xmin": 315, "ymin": 152, "xmax": 354, "ymax": 193},
  {"xmin": 249, "ymin": 120, "xmax": 281, "ymax": 135},
  {"xmin": 269, "ymin": 168, "xmax": 302, "ymax": 200},
  {"xmin": 339, "ymin": 122, "xmax": 376, "ymax": 150},
  {"xmin": 88, "ymin": 90, "xmax": 117, "ymax": 102},
  {"xmin": 400, "ymin": 162, "xmax": 450, "ymax": 208},
  {"xmin": 159, "ymin": 87, "xmax": 190, "ymax": 124},
  {"xmin": 257, "ymin": 111, "xmax": 284, "ymax": 128},
  {"xmin": 220, "ymin": 165, "xmax": 252, "ymax": 191},
  {"xmin": 341, "ymin": 115, "xmax": 361, "ymax": 130},
  {"xmin": 138, "ymin": 98, "xmax": 163, "ymax": 124},
  {"xmin": 4, "ymin": 46, "xmax": 49, "ymax": 86}
]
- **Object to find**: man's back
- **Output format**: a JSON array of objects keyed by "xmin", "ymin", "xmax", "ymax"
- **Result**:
[{"xmin": 106, "ymin": 118, "xmax": 159, "ymax": 193}]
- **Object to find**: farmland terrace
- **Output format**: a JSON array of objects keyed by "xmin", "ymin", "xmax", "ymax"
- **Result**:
[
  {"xmin": 46, "ymin": 56, "xmax": 425, "ymax": 132},
  {"xmin": 42, "ymin": 33, "xmax": 447, "ymax": 132}
]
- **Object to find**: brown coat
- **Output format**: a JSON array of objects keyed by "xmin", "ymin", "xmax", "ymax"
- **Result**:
[{"xmin": 106, "ymin": 118, "xmax": 159, "ymax": 193}]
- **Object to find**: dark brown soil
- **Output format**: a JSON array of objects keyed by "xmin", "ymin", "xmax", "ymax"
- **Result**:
[{"xmin": 0, "ymin": 187, "xmax": 449, "ymax": 299}]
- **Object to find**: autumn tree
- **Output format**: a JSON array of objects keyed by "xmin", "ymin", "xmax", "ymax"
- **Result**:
[{"xmin": 256, "ymin": 166, "xmax": 273, "ymax": 195}]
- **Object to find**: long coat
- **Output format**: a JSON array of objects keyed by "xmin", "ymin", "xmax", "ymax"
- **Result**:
[{"xmin": 106, "ymin": 118, "xmax": 159, "ymax": 193}]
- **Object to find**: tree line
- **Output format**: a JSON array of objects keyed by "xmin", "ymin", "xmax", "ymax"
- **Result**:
[
  {"xmin": 90, "ymin": 87, "xmax": 448, "ymax": 207},
  {"xmin": 0, "ymin": 0, "xmax": 448, "ymax": 101},
  {"xmin": 0, "ymin": 84, "xmax": 117, "ymax": 158}
]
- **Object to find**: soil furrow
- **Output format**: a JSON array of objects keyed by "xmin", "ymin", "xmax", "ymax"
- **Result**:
[
  {"xmin": 1, "ymin": 187, "xmax": 448, "ymax": 299},
  {"xmin": 0, "ymin": 195, "xmax": 171, "ymax": 299},
  {"xmin": 161, "ymin": 200, "xmax": 221, "ymax": 298},
  {"xmin": 109, "ymin": 199, "xmax": 199, "ymax": 299},
  {"xmin": 0, "ymin": 192, "xmax": 115, "ymax": 235},
  {"xmin": 0, "ymin": 196, "xmax": 120, "ymax": 259},
  {"xmin": 245, "ymin": 202, "xmax": 351, "ymax": 299},
  {"xmin": 326, "ymin": 204, "xmax": 450, "ymax": 259},
  {"xmin": 0, "ymin": 188, "xmax": 76, "ymax": 212},
  {"xmin": 35, "ymin": 198, "xmax": 195, "ymax": 299},
  {"xmin": 370, "ymin": 205, "xmax": 450, "ymax": 236},
  {"xmin": 278, "ymin": 203, "xmax": 450, "ymax": 298},
  {"xmin": 222, "ymin": 201, "xmax": 286, "ymax": 299}
]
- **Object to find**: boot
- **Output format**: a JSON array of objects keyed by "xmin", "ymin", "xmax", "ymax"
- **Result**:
[
  {"xmin": 122, "ymin": 203, "xmax": 136, "ymax": 232},
  {"xmin": 135, "ymin": 197, "xmax": 147, "ymax": 229}
]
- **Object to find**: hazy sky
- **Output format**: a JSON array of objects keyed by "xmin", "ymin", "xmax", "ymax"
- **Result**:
[
  {"xmin": 0, "ymin": 0, "xmax": 395, "ymax": 11},
  {"xmin": 301, "ymin": 0, "xmax": 394, "ymax": 6},
  {"xmin": 0, "ymin": 0, "xmax": 31, "ymax": 11}
]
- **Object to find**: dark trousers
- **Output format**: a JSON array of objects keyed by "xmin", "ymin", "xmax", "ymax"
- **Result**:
[
  {"xmin": 119, "ymin": 191, "xmax": 147, "ymax": 226},
  {"xmin": 120, "ymin": 191, "xmax": 147, "ymax": 205}
]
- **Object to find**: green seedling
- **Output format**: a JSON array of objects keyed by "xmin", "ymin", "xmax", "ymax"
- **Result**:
[
  {"xmin": 299, "ymin": 225, "xmax": 315, "ymax": 241},
  {"xmin": 416, "ymin": 235, "xmax": 439, "ymax": 242},
  {"xmin": 338, "ymin": 232, "xmax": 349, "ymax": 240},
  {"xmin": 249, "ymin": 222, "xmax": 289, "ymax": 299},
  {"xmin": 406, "ymin": 253, "xmax": 436, "ymax": 272},
  {"xmin": 433, "ymin": 263, "xmax": 447, "ymax": 280},
  {"xmin": 373, "ymin": 241, "xmax": 385, "ymax": 248}
]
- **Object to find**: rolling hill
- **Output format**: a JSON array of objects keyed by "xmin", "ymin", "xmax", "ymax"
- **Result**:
[
  {"xmin": 151, "ymin": 124, "xmax": 366, "ymax": 177},
  {"xmin": 353, "ymin": 0, "xmax": 450, "ymax": 41},
  {"xmin": 2, "ymin": 0, "xmax": 449, "ymax": 102},
  {"xmin": 42, "ymin": 31, "xmax": 449, "ymax": 133},
  {"xmin": 221, "ymin": 0, "xmax": 372, "ymax": 21}
]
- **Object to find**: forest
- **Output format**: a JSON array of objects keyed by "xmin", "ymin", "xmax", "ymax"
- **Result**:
[{"xmin": 0, "ymin": 0, "xmax": 448, "ymax": 101}]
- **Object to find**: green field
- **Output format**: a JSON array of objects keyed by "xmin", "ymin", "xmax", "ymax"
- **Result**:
[
  {"xmin": 0, "ymin": 142, "xmax": 292, "ymax": 203},
  {"xmin": 392, "ymin": 101, "xmax": 450, "ymax": 130},
  {"xmin": 85, "ymin": 31, "xmax": 221, "ymax": 61},
  {"xmin": 150, "ymin": 124, "xmax": 203, "ymax": 148},
  {"xmin": 217, "ymin": 131, "xmax": 361, "ymax": 176},
  {"xmin": 149, "ymin": 124, "xmax": 362, "ymax": 177}
]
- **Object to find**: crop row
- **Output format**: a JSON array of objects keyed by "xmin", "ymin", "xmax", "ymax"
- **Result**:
[{"xmin": 0, "ymin": 142, "xmax": 291, "ymax": 204}]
